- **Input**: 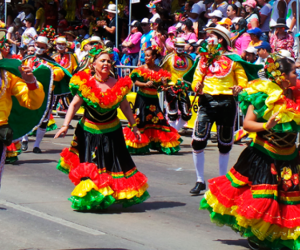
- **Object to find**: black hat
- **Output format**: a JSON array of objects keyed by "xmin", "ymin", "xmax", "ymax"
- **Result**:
[
  {"xmin": 181, "ymin": 19, "xmax": 193, "ymax": 29},
  {"xmin": 272, "ymin": 18, "xmax": 289, "ymax": 29},
  {"xmin": 24, "ymin": 13, "xmax": 34, "ymax": 23},
  {"xmin": 129, "ymin": 20, "xmax": 140, "ymax": 27}
]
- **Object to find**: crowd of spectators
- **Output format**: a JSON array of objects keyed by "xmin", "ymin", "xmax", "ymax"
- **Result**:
[{"xmin": 0, "ymin": 0, "xmax": 299, "ymax": 72}]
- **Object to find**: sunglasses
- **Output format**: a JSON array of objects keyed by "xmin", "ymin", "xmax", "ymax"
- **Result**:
[{"xmin": 141, "ymin": 24, "xmax": 148, "ymax": 26}]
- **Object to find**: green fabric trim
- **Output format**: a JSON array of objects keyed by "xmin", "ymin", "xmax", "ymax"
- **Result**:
[
  {"xmin": 115, "ymin": 191, "xmax": 150, "ymax": 208},
  {"xmin": 149, "ymin": 139, "xmax": 182, "ymax": 155},
  {"xmin": 126, "ymin": 145, "xmax": 150, "ymax": 155},
  {"xmin": 29, "ymin": 123, "xmax": 58, "ymax": 136},
  {"xmin": 226, "ymin": 54, "xmax": 263, "ymax": 81},
  {"xmin": 279, "ymin": 200, "xmax": 300, "ymax": 205},
  {"xmin": 239, "ymin": 91, "xmax": 300, "ymax": 133},
  {"xmin": 5, "ymin": 156, "xmax": 18, "ymax": 164},
  {"xmin": 200, "ymin": 197, "xmax": 300, "ymax": 250},
  {"xmin": 56, "ymin": 159, "xmax": 70, "ymax": 175},
  {"xmin": 25, "ymin": 55, "xmax": 73, "ymax": 96},
  {"xmin": 130, "ymin": 71, "xmax": 163, "ymax": 86},
  {"xmin": 251, "ymin": 142, "xmax": 298, "ymax": 161},
  {"xmin": 225, "ymin": 173, "xmax": 244, "ymax": 188},
  {"xmin": 137, "ymin": 90, "xmax": 158, "ymax": 98},
  {"xmin": 69, "ymin": 189, "xmax": 116, "ymax": 211},
  {"xmin": 70, "ymin": 82, "xmax": 126, "ymax": 113},
  {"xmin": 9, "ymin": 64, "xmax": 53, "ymax": 140},
  {"xmin": 253, "ymin": 194, "xmax": 278, "ymax": 200},
  {"xmin": 78, "ymin": 119, "xmax": 121, "ymax": 134}
]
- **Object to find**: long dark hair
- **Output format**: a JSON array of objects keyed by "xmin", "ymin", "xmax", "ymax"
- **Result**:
[
  {"xmin": 231, "ymin": 18, "xmax": 247, "ymax": 42},
  {"xmin": 154, "ymin": 18, "xmax": 166, "ymax": 35},
  {"xmin": 277, "ymin": 58, "xmax": 295, "ymax": 75}
]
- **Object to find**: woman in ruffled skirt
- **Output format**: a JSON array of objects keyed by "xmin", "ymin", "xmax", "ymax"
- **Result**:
[
  {"xmin": 123, "ymin": 47, "xmax": 182, "ymax": 155},
  {"xmin": 55, "ymin": 44, "xmax": 149, "ymax": 211},
  {"xmin": 200, "ymin": 56, "xmax": 300, "ymax": 250}
]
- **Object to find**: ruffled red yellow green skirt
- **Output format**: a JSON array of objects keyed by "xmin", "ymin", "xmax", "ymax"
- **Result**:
[
  {"xmin": 5, "ymin": 141, "xmax": 21, "ymax": 164},
  {"xmin": 200, "ymin": 145, "xmax": 300, "ymax": 250},
  {"xmin": 123, "ymin": 89, "xmax": 182, "ymax": 155},
  {"xmin": 57, "ymin": 117, "xmax": 150, "ymax": 211}
]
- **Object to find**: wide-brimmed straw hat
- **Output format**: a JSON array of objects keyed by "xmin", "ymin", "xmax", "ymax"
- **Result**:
[
  {"xmin": 105, "ymin": 4, "xmax": 120, "ymax": 14},
  {"xmin": 272, "ymin": 18, "xmax": 289, "ymax": 29},
  {"xmin": 205, "ymin": 25, "xmax": 232, "ymax": 47}
]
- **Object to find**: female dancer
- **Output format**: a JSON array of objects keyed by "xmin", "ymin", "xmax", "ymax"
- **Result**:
[
  {"xmin": 55, "ymin": 44, "xmax": 149, "ymax": 211},
  {"xmin": 200, "ymin": 56, "xmax": 300, "ymax": 250},
  {"xmin": 123, "ymin": 47, "xmax": 182, "ymax": 155}
]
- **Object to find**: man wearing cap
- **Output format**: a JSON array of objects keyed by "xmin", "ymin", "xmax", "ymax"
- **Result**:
[
  {"xmin": 160, "ymin": 37, "xmax": 194, "ymax": 131},
  {"xmin": 207, "ymin": 10, "xmax": 223, "ymax": 25},
  {"xmin": 184, "ymin": 25, "xmax": 261, "ymax": 195},
  {"xmin": 185, "ymin": 39, "xmax": 197, "ymax": 59},
  {"xmin": 122, "ymin": 20, "xmax": 142, "ymax": 66},
  {"xmin": 254, "ymin": 41, "xmax": 271, "ymax": 65},
  {"xmin": 146, "ymin": 0, "xmax": 161, "ymax": 23},
  {"xmin": 245, "ymin": 46, "xmax": 258, "ymax": 63},
  {"xmin": 138, "ymin": 18, "xmax": 154, "ymax": 66},
  {"xmin": 21, "ymin": 35, "xmax": 72, "ymax": 153},
  {"xmin": 247, "ymin": 27, "xmax": 263, "ymax": 48},
  {"xmin": 217, "ymin": 18, "xmax": 232, "ymax": 30}
]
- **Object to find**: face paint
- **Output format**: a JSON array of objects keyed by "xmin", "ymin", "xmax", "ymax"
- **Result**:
[
  {"xmin": 56, "ymin": 44, "xmax": 66, "ymax": 51},
  {"xmin": 207, "ymin": 37, "xmax": 218, "ymax": 46},
  {"xmin": 35, "ymin": 46, "xmax": 46, "ymax": 55},
  {"xmin": 175, "ymin": 46, "xmax": 184, "ymax": 54}
]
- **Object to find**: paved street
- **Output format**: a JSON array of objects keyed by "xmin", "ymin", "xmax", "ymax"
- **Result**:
[{"xmin": 0, "ymin": 117, "xmax": 249, "ymax": 250}]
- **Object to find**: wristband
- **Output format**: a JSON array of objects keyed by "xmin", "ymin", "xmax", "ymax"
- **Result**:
[
  {"xmin": 26, "ymin": 77, "xmax": 37, "ymax": 84},
  {"xmin": 263, "ymin": 123, "xmax": 268, "ymax": 130},
  {"xmin": 131, "ymin": 123, "xmax": 137, "ymax": 128},
  {"xmin": 103, "ymin": 25, "xmax": 107, "ymax": 29},
  {"xmin": 62, "ymin": 124, "xmax": 69, "ymax": 128}
]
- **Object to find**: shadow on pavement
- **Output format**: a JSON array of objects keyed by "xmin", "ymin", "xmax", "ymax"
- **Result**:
[
  {"xmin": 61, "ymin": 249, "xmax": 129, "ymax": 250},
  {"xmin": 78, "ymin": 201, "xmax": 186, "ymax": 215},
  {"xmin": 16, "ymin": 159, "xmax": 58, "ymax": 165},
  {"xmin": 215, "ymin": 239, "xmax": 248, "ymax": 248},
  {"xmin": 0, "ymin": 206, "xmax": 7, "ymax": 210}
]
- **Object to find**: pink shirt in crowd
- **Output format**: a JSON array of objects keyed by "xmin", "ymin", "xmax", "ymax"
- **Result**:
[
  {"xmin": 180, "ymin": 32, "xmax": 197, "ymax": 41},
  {"xmin": 270, "ymin": 33, "xmax": 295, "ymax": 57},
  {"xmin": 234, "ymin": 33, "xmax": 251, "ymax": 56},
  {"xmin": 123, "ymin": 32, "xmax": 142, "ymax": 54}
]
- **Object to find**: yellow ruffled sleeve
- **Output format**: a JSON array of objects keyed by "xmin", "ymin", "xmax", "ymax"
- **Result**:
[
  {"xmin": 233, "ymin": 62, "xmax": 248, "ymax": 89},
  {"xmin": 191, "ymin": 62, "xmax": 203, "ymax": 92},
  {"xmin": 71, "ymin": 54, "xmax": 78, "ymax": 73},
  {"xmin": 8, "ymin": 71, "xmax": 45, "ymax": 110},
  {"xmin": 53, "ymin": 66, "xmax": 65, "ymax": 82}
]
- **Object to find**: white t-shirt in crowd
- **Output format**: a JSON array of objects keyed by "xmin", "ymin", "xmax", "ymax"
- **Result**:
[
  {"xmin": 260, "ymin": 3, "xmax": 272, "ymax": 32},
  {"xmin": 21, "ymin": 27, "xmax": 37, "ymax": 46},
  {"xmin": 286, "ymin": 0, "xmax": 296, "ymax": 32},
  {"xmin": 188, "ymin": 3, "xmax": 201, "ymax": 22},
  {"xmin": 150, "ymin": 13, "xmax": 160, "ymax": 23},
  {"xmin": 196, "ymin": 1, "xmax": 206, "ymax": 15},
  {"xmin": 209, "ymin": 1, "xmax": 228, "ymax": 17}
]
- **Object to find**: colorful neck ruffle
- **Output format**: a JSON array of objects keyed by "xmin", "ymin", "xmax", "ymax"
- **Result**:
[
  {"xmin": 130, "ymin": 67, "xmax": 171, "ymax": 87},
  {"xmin": 69, "ymin": 71, "xmax": 132, "ymax": 113},
  {"xmin": 238, "ymin": 79, "xmax": 300, "ymax": 133}
]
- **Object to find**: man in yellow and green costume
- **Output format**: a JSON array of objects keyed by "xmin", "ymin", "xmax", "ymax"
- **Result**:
[
  {"xmin": 183, "ymin": 25, "xmax": 262, "ymax": 195},
  {"xmin": 0, "ymin": 29, "xmax": 53, "ymax": 189}
]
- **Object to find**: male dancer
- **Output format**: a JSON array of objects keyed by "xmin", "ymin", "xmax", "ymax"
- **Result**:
[
  {"xmin": 184, "ymin": 25, "xmax": 261, "ymax": 194},
  {"xmin": 22, "ymin": 35, "xmax": 72, "ymax": 153},
  {"xmin": 160, "ymin": 37, "xmax": 194, "ymax": 131}
]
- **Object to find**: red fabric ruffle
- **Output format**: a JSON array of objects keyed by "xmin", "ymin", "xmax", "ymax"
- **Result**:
[
  {"xmin": 209, "ymin": 175, "xmax": 300, "ymax": 228},
  {"xmin": 60, "ymin": 148, "xmax": 80, "ymax": 170},
  {"xmin": 68, "ymin": 161, "xmax": 148, "ymax": 193},
  {"xmin": 144, "ymin": 126, "xmax": 181, "ymax": 143},
  {"xmin": 72, "ymin": 71, "xmax": 132, "ymax": 106},
  {"xmin": 123, "ymin": 127, "xmax": 150, "ymax": 144},
  {"xmin": 7, "ymin": 143, "xmax": 17, "ymax": 152}
]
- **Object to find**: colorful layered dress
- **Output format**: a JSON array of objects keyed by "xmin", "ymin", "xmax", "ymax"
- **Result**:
[
  {"xmin": 200, "ymin": 79, "xmax": 300, "ymax": 250},
  {"xmin": 123, "ymin": 67, "xmax": 182, "ymax": 155},
  {"xmin": 57, "ymin": 70, "xmax": 150, "ymax": 211}
]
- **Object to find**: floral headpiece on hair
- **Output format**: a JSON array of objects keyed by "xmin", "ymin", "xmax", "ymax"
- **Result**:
[
  {"xmin": 88, "ymin": 44, "xmax": 113, "ymax": 58},
  {"xmin": 146, "ymin": 0, "xmax": 161, "ymax": 9},
  {"xmin": 199, "ymin": 40, "xmax": 222, "ymax": 66},
  {"xmin": 151, "ymin": 44, "xmax": 162, "ymax": 54},
  {"xmin": 264, "ymin": 53, "xmax": 285, "ymax": 85},
  {"xmin": 40, "ymin": 25, "xmax": 56, "ymax": 39}
]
